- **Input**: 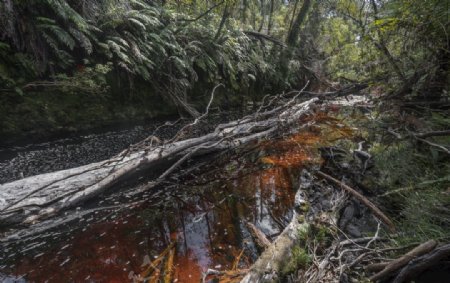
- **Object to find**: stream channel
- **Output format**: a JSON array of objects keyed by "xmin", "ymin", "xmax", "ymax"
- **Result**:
[{"xmin": 0, "ymin": 112, "xmax": 354, "ymax": 282}]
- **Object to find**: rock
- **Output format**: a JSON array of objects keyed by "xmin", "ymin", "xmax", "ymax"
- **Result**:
[{"xmin": 346, "ymin": 224, "xmax": 362, "ymax": 238}]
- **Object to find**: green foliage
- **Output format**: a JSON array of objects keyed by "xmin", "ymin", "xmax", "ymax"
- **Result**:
[
  {"xmin": 52, "ymin": 63, "xmax": 113, "ymax": 95},
  {"xmin": 319, "ymin": 17, "xmax": 369, "ymax": 81},
  {"xmin": 370, "ymin": 132, "xmax": 450, "ymax": 243},
  {"xmin": 281, "ymin": 246, "xmax": 311, "ymax": 276},
  {"xmin": 312, "ymin": 224, "xmax": 333, "ymax": 246},
  {"xmin": 1, "ymin": 0, "xmax": 448, "ymax": 113},
  {"xmin": 371, "ymin": 142, "xmax": 426, "ymax": 188},
  {"xmin": 0, "ymin": 0, "xmax": 311, "ymax": 107},
  {"xmin": 0, "ymin": 42, "xmax": 37, "ymax": 94},
  {"xmin": 325, "ymin": 0, "xmax": 449, "ymax": 93}
]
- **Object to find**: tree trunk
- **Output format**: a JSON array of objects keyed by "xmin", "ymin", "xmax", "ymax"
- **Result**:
[
  {"xmin": 286, "ymin": 0, "xmax": 312, "ymax": 47},
  {"xmin": 241, "ymin": 0, "xmax": 248, "ymax": 24},
  {"xmin": 0, "ymin": 98, "xmax": 319, "ymax": 227},
  {"xmin": 267, "ymin": 0, "xmax": 275, "ymax": 35},
  {"xmin": 370, "ymin": 0, "xmax": 406, "ymax": 83},
  {"xmin": 288, "ymin": 0, "xmax": 300, "ymax": 35},
  {"xmin": 279, "ymin": 0, "xmax": 313, "ymax": 80},
  {"xmin": 214, "ymin": 4, "xmax": 230, "ymax": 41},
  {"xmin": 258, "ymin": 0, "xmax": 266, "ymax": 32}
]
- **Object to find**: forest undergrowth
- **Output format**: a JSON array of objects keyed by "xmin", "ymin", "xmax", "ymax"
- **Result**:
[{"xmin": 280, "ymin": 102, "xmax": 450, "ymax": 282}]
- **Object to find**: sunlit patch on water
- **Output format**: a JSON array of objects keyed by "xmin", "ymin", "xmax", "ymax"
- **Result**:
[{"xmin": 0, "ymin": 112, "xmax": 354, "ymax": 282}]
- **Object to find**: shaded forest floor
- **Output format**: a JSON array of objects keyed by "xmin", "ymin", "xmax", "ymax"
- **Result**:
[{"xmin": 285, "ymin": 97, "xmax": 450, "ymax": 282}]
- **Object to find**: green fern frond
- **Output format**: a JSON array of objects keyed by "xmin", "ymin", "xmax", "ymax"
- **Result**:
[
  {"xmin": 48, "ymin": 0, "xmax": 89, "ymax": 31},
  {"xmin": 68, "ymin": 27, "xmax": 93, "ymax": 54},
  {"xmin": 148, "ymin": 33, "xmax": 163, "ymax": 44},
  {"xmin": 136, "ymin": 65, "xmax": 151, "ymax": 80},
  {"xmin": 171, "ymin": 56, "xmax": 189, "ymax": 76},
  {"xmin": 129, "ymin": 0, "xmax": 148, "ymax": 10},
  {"xmin": 129, "ymin": 41, "xmax": 143, "ymax": 63},
  {"xmin": 107, "ymin": 40, "xmax": 131, "ymax": 64},
  {"xmin": 142, "ymin": 57, "xmax": 155, "ymax": 69},
  {"xmin": 110, "ymin": 37, "xmax": 130, "ymax": 48},
  {"xmin": 0, "ymin": 42, "xmax": 10, "ymax": 51},
  {"xmin": 129, "ymin": 13, "xmax": 161, "ymax": 28},
  {"xmin": 123, "ymin": 31, "xmax": 139, "ymax": 43},
  {"xmin": 41, "ymin": 32, "xmax": 63, "ymax": 54},
  {"xmin": 98, "ymin": 42, "xmax": 113, "ymax": 58},
  {"xmin": 36, "ymin": 17, "xmax": 56, "ymax": 25},
  {"xmin": 128, "ymin": 18, "xmax": 146, "ymax": 32},
  {"xmin": 39, "ymin": 24, "xmax": 76, "ymax": 50},
  {"xmin": 118, "ymin": 61, "xmax": 133, "ymax": 73},
  {"xmin": 54, "ymin": 49, "xmax": 74, "ymax": 67}
]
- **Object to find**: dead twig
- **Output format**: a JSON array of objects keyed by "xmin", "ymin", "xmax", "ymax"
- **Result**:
[
  {"xmin": 245, "ymin": 222, "xmax": 271, "ymax": 250},
  {"xmin": 232, "ymin": 248, "xmax": 245, "ymax": 271},
  {"xmin": 414, "ymin": 130, "xmax": 450, "ymax": 139},
  {"xmin": 169, "ymin": 83, "xmax": 223, "ymax": 143},
  {"xmin": 416, "ymin": 137, "xmax": 450, "ymax": 154},
  {"xmin": 315, "ymin": 171, "xmax": 396, "ymax": 232}
]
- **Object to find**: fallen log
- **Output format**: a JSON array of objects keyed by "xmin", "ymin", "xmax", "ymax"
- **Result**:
[
  {"xmin": 240, "ymin": 169, "xmax": 349, "ymax": 282},
  {"xmin": 370, "ymin": 240, "xmax": 438, "ymax": 282},
  {"xmin": 0, "ymin": 97, "xmax": 318, "ymax": 227},
  {"xmin": 240, "ymin": 188, "xmax": 311, "ymax": 283},
  {"xmin": 365, "ymin": 262, "xmax": 389, "ymax": 273},
  {"xmin": 392, "ymin": 243, "xmax": 450, "ymax": 283},
  {"xmin": 302, "ymin": 83, "xmax": 368, "ymax": 99}
]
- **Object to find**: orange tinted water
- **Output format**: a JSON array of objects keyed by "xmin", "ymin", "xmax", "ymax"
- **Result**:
[{"xmin": 1, "ymin": 113, "xmax": 352, "ymax": 283}]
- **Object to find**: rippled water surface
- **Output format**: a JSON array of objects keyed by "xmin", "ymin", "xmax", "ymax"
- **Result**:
[
  {"xmin": 0, "ymin": 124, "xmax": 167, "ymax": 184},
  {"xmin": 0, "ymin": 112, "xmax": 353, "ymax": 282}
]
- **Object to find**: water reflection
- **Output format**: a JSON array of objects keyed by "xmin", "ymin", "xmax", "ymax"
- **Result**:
[
  {"xmin": 1, "ymin": 164, "xmax": 300, "ymax": 282},
  {"xmin": 0, "ymin": 113, "xmax": 352, "ymax": 282}
]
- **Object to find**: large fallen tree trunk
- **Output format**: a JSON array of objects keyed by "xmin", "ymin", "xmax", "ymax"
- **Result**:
[
  {"xmin": 240, "ymin": 188, "xmax": 311, "ymax": 283},
  {"xmin": 240, "ymin": 170, "xmax": 348, "ymax": 282},
  {"xmin": 0, "ymin": 96, "xmax": 318, "ymax": 227}
]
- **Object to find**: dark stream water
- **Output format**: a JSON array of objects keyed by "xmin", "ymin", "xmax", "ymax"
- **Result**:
[
  {"xmin": 0, "ymin": 121, "xmax": 180, "ymax": 184},
  {"xmin": 0, "ymin": 113, "xmax": 351, "ymax": 283}
]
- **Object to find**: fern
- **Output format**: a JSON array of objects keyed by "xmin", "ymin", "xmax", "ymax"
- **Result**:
[
  {"xmin": 36, "ymin": 17, "xmax": 56, "ymax": 24},
  {"xmin": 38, "ymin": 24, "xmax": 76, "ymax": 50},
  {"xmin": 128, "ymin": 18, "xmax": 147, "ymax": 32},
  {"xmin": 110, "ymin": 37, "xmax": 130, "ymax": 48},
  {"xmin": 128, "ymin": 11, "xmax": 161, "ymax": 28},
  {"xmin": 129, "ymin": 0, "xmax": 148, "ymax": 10},
  {"xmin": 68, "ymin": 27, "xmax": 93, "ymax": 54}
]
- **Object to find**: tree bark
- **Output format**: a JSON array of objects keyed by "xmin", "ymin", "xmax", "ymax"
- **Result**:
[
  {"xmin": 392, "ymin": 243, "xmax": 450, "ymax": 283},
  {"xmin": 214, "ymin": 4, "xmax": 230, "ymax": 41},
  {"xmin": 370, "ymin": 240, "xmax": 438, "ymax": 282},
  {"xmin": 286, "ymin": 0, "xmax": 312, "ymax": 47},
  {"xmin": 267, "ymin": 0, "xmax": 275, "ymax": 35},
  {"xmin": 258, "ymin": 0, "xmax": 266, "ymax": 32},
  {"xmin": 370, "ymin": 0, "xmax": 406, "ymax": 83},
  {"xmin": 0, "ymin": 98, "xmax": 319, "ymax": 227},
  {"xmin": 240, "ymin": 188, "xmax": 310, "ymax": 282}
]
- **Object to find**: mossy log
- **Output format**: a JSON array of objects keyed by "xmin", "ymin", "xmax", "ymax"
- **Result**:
[{"xmin": 240, "ymin": 188, "xmax": 310, "ymax": 283}]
